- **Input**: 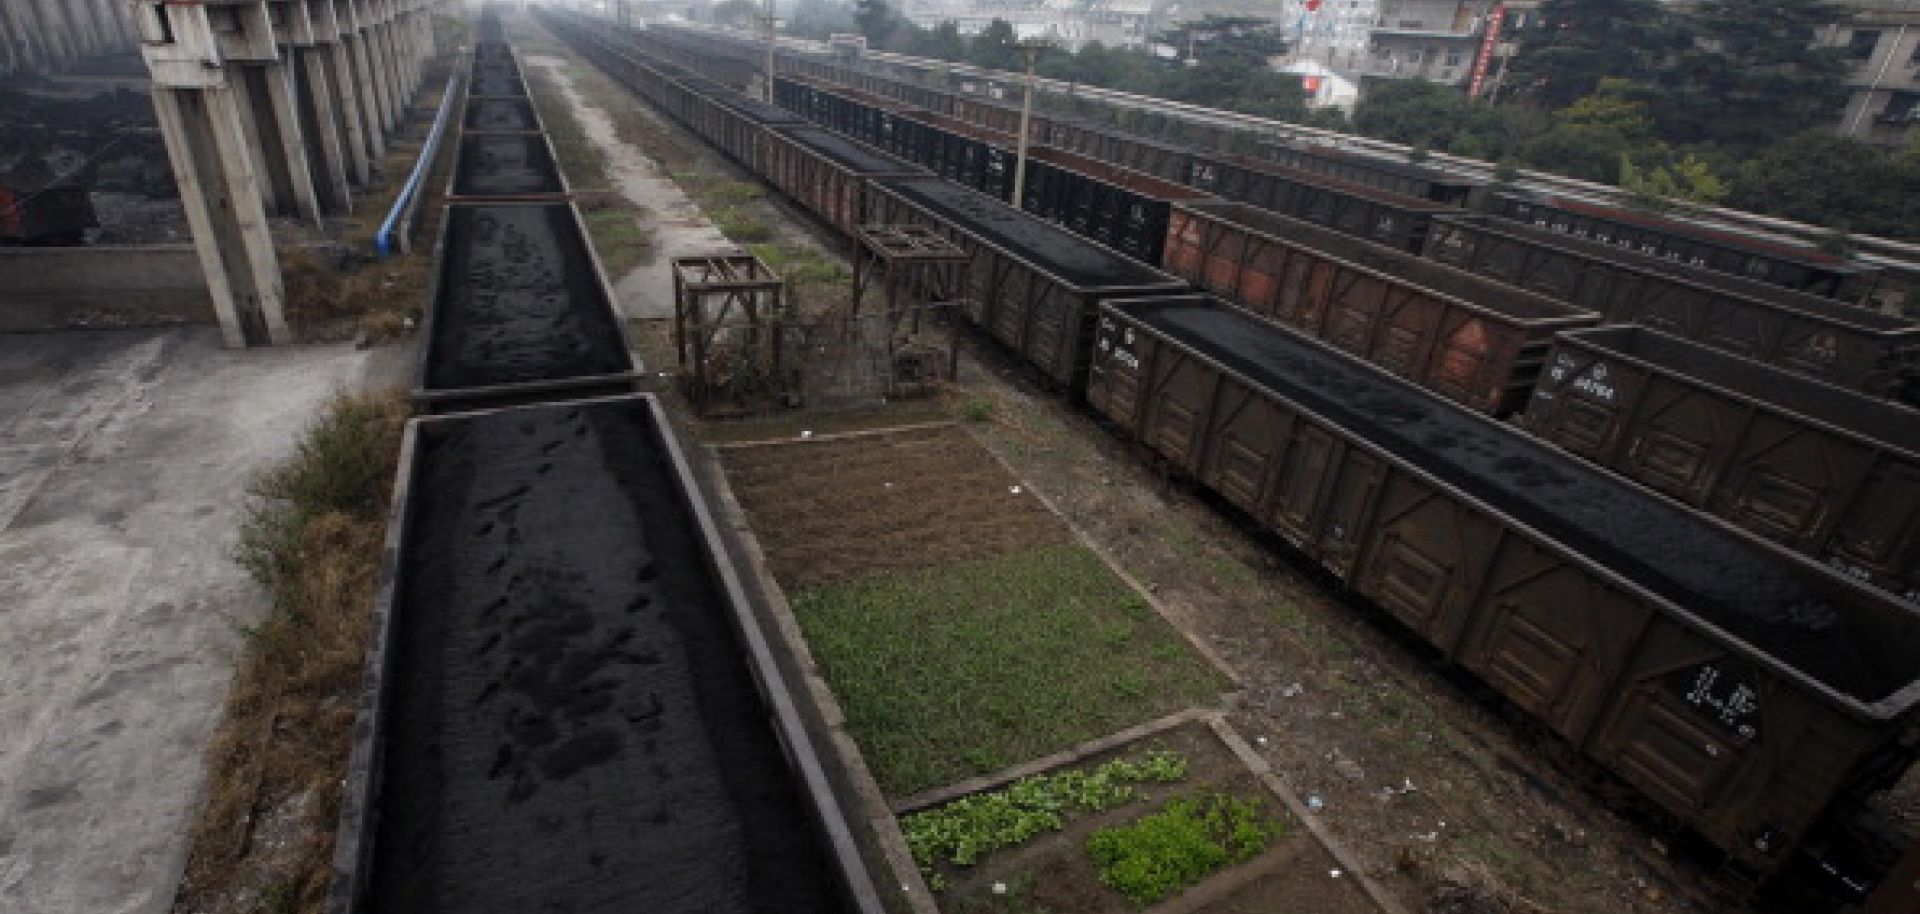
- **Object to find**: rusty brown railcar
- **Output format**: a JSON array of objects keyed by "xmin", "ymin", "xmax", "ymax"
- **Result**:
[
  {"xmin": 1426, "ymin": 215, "xmax": 1920, "ymax": 401},
  {"xmin": 866, "ymin": 177, "xmax": 1186, "ymax": 389},
  {"xmin": 1163, "ymin": 201, "xmax": 1596, "ymax": 415},
  {"xmin": 1086, "ymin": 295, "xmax": 1920, "ymax": 876},
  {"xmin": 760, "ymin": 127, "xmax": 924, "ymax": 236},
  {"xmin": 1525, "ymin": 326, "xmax": 1919, "ymax": 605}
]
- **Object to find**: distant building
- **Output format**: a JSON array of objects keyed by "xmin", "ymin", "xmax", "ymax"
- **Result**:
[
  {"xmin": 898, "ymin": 0, "xmax": 1151, "ymax": 50},
  {"xmin": 1818, "ymin": 2, "xmax": 1920, "ymax": 146},
  {"xmin": 1355, "ymin": 0, "xmax": 1536, "ymax": 92},
  {"xmin": 1276, "ymin": 0, "xmax": 1380, "ymax": 71}
]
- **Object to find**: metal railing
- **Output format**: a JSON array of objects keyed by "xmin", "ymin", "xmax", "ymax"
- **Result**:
[{"xmin": 376, "ymin": 55, "xmax": 465, "ymax": 258}]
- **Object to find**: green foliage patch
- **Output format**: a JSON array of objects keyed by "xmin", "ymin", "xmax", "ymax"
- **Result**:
[
  {"xmin": 903, "ymin": 751, "xmax": 1188, "ymax": 887},
  {"xmin": 792, "ymin": 545, "xmax": 1227, "ymax": 796},
  {"xmin": 1085, "ymin": 793, "xmax": 1281, "ymax": 905}
]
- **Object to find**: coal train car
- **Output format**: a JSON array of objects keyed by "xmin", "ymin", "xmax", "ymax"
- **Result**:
[
  {"xmin": 536, "ymin": 12, "xmax": 1920, "ymax": 893},
  {"xmin": 1426, "ymin": 215, "xmax": 1920, "ymax": 401},
  {"xmin": 866, "ymin": 175, "xmax": 1189, "ymax": 388},
  {"xmin": 1489, "ymin": 191, "xmax": 1877, "ymax": 299},
  {"xmin": 1164, "ymin": 200, "xmax": 1595, "ymax": 416},
  {"xmin": 1526, "ymin": 326, "xmax": 1920, "ymax": 605},
  {"xmin": 1085, "ymin": 295, "xmax": 1920, "ymax": 877},
  {"xmin": 338, "ymin": 27, "xmax": 886, "ymax": 914},
  {"xmin": 1257, "ymin": 142, "xmax": 1484, "ymax": 207}
]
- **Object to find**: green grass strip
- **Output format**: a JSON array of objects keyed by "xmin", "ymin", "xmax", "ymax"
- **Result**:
[{"xmin": 792, "ymin": 544, "xmax": 1228, "ymax": 796}]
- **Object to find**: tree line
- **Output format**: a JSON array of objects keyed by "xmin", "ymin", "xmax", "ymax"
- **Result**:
[{"xmin": 702, "ymin": 0, "xmax": 1920, "ymax": 240}]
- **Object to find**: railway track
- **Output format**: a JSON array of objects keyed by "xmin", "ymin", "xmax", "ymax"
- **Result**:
[
  {"xmin": 328, "ymin": 15, "xmax": 883, "ymax": 913},
  {"xmin": 537, "ymin": 9, "xmax": 1920, "ymax": 907}
]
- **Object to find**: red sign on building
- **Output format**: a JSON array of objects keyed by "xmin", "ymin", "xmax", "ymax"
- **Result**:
[{"xmin": 1468, "ymin": 3, "xmax": 1507, "ymax": 99}]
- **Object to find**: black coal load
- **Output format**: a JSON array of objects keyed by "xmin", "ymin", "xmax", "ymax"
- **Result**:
[
  {"xmin": 370, "ymin": 399, "xmax": 846, "ymax": 913},
  {"xmin": 464, "ymin": 97, "xmax": 539, "ymax": 133},
  {"xmin": 879, "ymin": 177, "xmax": 1174, "ymax": 289},
  {"xmin": 424, "ymin": 204, "xmax": 630, "ymax": 393},
  {"xmin": 454, "ymin": 134, "xmax": 563, "ymax": 197}
]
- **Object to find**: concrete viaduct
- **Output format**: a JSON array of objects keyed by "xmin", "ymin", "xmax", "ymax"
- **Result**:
[
  {"xmin": 3, "ymin": 2, "xmax": 454, "ymax": 347},
  {"xmin": 123, "ymin": 1, "xmax": 451, "ymax": 347}
]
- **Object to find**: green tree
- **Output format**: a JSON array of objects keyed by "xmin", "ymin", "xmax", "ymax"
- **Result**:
[
  {"xmin": 787, "ymin": 0, "xmax": 855, "ymax": 39},
  {"xmin": 1653, "ymin": 0, "xmax": 1851, "ymax": 152},
  {"xmin": 1620, "ymin": 152, "xmax": 1728, "ymax": 208},
  {"xmin": 1507, "ymin": 0, "xmax": 1674, "ymax": 109},
  {"xmin": 853, "ymin": 0, "xmax": 905, "ymax": 46},
  {"xmin": 1155, "ymin": 15, "xmax": 1289, "ymax": 69},
  {"xmin": 1730, "ymin": 131, "xmax": 1920, "ymax": 239},
  {"xmin": 907, "ymin": 20, "xmax": 967, "ymax": 62},
  {"xmin": 1351, "ymin": 79, "xmax": 1524, "ymax": 159},
  {"xmin": 1519, "ymin": 79, "xmax": 1664, "ymax": 182},
  {"xmin": 1149, "ymin": 16, "xmax": 1298, "ymax": 119},
  {"xmin": 967, "ymin": 19, "xmax": 1025, "ymax": 72}
]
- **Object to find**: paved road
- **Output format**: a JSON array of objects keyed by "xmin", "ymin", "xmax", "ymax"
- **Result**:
[{"xmin": 0, "ymin": 328, "xmax": 390, "ymax": 914}]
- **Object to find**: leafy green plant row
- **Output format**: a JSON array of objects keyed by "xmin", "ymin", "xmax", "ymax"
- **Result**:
[
  {"xmin": 902, "ymin": 751, "xmax": 1188, "ymax": 886},
  {"xmin": 1086, "ymin": 792, "xmax": 1282, "ymax": 905}
]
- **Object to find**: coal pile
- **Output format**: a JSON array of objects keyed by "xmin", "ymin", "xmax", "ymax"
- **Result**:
[
  {"xmin": 424, "ymin": 204, "xmax": 631, "ymax": 392},
  {"xmin": 880, "ymin": 177, "xmax": 1181, "ymax": 291},
  {"xmin": 780, "ymin": 127, "xmax": 917, "ymax": 174},
  {"xmin": 1129, "ymin": 300, "xmax": 1920, "ymax": 703},
  {"xmin": 464, "ymin": 97, "xmax": 539, "ymax": 133},
  {"xmin": 454, "ymin": 134, "xmax": 563, "ymax": 197},
  {"xmin": 371, "ymin": 398, "xmax": 846, "ymax": 913}
]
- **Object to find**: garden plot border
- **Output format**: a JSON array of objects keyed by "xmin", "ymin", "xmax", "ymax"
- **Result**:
[
  {"xmin": 901, "ymin": 708, "xmax": 1412, "ymax": 914},
  {"xmin": 704, "ymin": 420, "xmax": 1242, "ymax": 913}
]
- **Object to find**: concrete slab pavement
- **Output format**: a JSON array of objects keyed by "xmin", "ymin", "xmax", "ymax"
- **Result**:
[{"xmin": 0, "ymin": 327, "xmax": 391, "ymax": 914}]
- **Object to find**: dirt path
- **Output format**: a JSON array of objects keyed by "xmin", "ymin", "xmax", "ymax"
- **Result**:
[{"xmin": 521, "ymin": 54, "xmax": 729, "ymax": 321}]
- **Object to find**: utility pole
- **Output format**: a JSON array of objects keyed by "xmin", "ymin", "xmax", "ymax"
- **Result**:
[
  {"xmin": 760, "ymin": 0, "xmax": 778, "ymax": 102},
  {"xmin": 1011, "ymin": 37, "xmax": 1047, "ymax": 206}
]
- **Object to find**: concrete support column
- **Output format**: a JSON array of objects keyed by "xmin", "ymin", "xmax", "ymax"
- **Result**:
[
  {"xmin": 1, "ymin": 1, "xmax": 44, "ymax": 73},
  {"xmin": 346, "ymin": 28, "xmax": 390, "ymax": 158},
  {"xmin": 150, "ymin": 87, "xmax": 290, "ymax": 347},
  {"xmin": 227, "ymin": 67, "xmax": 285, "ymax": 216},
  {"xmin": 259, "ymin": 61, "xmax": 325, "ymax": 223},
  {"xmin": 328, "ymin": 39, "xmax": 374, "ymax": 181},
  {"xmin": 374, "ymin": 18, "xmax": 405, "ymax": 126},
  {"xmin": 26, "ymin": 0, "xmax": 75, "ymax": 69},
  {"xmin": 64, "ymin": 0, "xmax": 99, "ymax": 57},
  {"xmin": 296, "ymin": 47, "xmax": 353, "ymax": 212}
]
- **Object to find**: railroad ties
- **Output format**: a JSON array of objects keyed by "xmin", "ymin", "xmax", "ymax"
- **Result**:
[
  {"xmin": 535, "ymin": 8, "xmax": 1920, "ymax": 902},
  {"xmin": 329, "ymin": 14, "xmax": 881, "ymax": 914}
]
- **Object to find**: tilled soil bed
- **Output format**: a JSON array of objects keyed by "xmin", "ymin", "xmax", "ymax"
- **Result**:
[{"xmin": 719, "ymin": 423, "xmax": 1073, "ymax": 588}]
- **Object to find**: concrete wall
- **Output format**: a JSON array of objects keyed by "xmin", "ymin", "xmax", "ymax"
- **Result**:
[{"xmin": 0, "ymin": 245, "xmax": 215, "ymax": 332}]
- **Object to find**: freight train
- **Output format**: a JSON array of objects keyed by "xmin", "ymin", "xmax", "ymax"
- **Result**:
[
  {"xmin": 532, "ymin": 8, "xmax": 1920, "ymax": 905},
  {"xmin": 330, "ymin": 21, "xmax": 885, "ymax": 914},
  {"xmin": 632, "ymin": 27, "xmax": 1920, "ymax": 409},
  {"xmin": 562, "ymin": 12, "xmax": 1920, "ymax": 611}
]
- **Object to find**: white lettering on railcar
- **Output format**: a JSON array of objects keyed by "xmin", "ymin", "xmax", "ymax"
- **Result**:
[
  {"xmin": 1683, "ymin": 664, "xmax": 1762, "ymax": 739},
  {"xmin": 1570, "ymin": 363, "xmax": 1615, "ymax": 402}
]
